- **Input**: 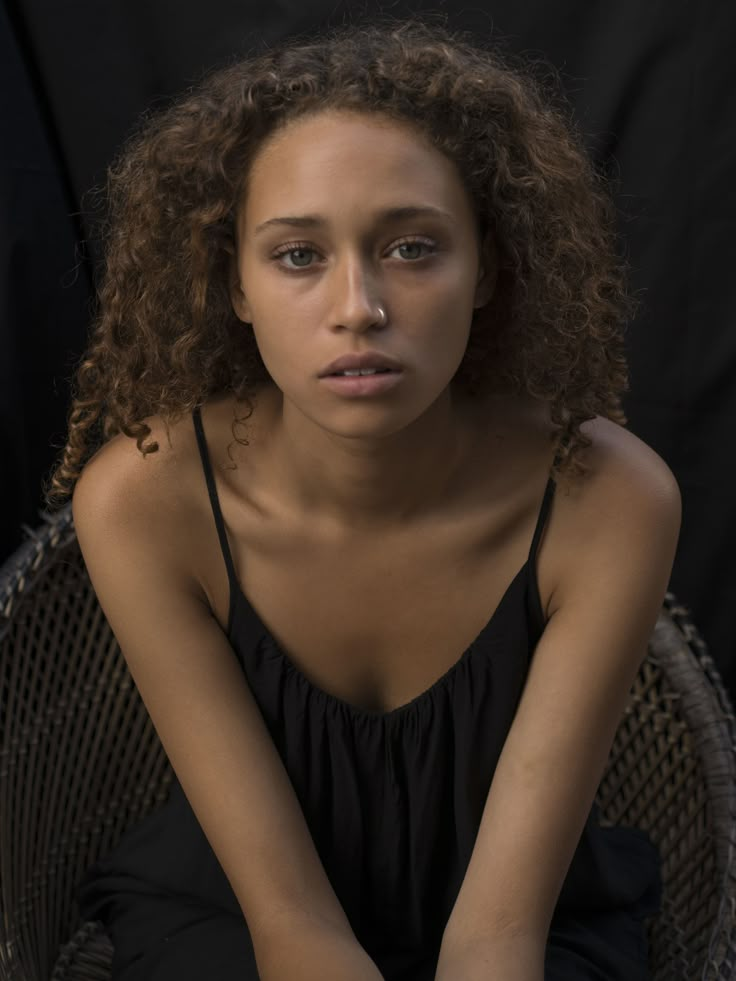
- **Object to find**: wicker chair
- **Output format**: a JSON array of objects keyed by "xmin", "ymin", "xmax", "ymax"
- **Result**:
[{"xmin": 1, "ymin": 505, "xmax": 735, "ymax": 981}]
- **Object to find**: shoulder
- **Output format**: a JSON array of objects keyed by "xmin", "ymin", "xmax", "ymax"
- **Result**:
[
  {"xmin": 71, "ymin": 391, "xmax": 265, "ymax": 602},
  {"xmin": 566, "ymin": 416, "xmax": 681, "ymax": 529},
  {"xmin": 71, "ymin": 400, "xmax": 235, "ymax": 597},
  {"xmin": 72, "ymin": 408, "xmax": 199, "ymax": 533},
  {"xmin": 549, "ymin": 416, "xmax": 682, "ymax": 616},
  {"xmin": 72, "ymin": 390, "xmax": 257, "ymax": 519}
]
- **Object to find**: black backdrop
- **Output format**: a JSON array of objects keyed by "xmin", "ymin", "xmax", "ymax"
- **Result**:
[{"xmin": 2, "ymin": 0, "xmax": 735, "ymax": 696}]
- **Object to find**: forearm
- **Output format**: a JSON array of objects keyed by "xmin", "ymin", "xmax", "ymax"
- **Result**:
[{"xmin": 252, "ymin": 909, "xmax": 386, "ymax": 981}]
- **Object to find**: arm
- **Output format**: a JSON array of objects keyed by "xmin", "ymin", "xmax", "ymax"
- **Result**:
[
  {"xmin": 436, "ymin": 422, "xmax": 682, "ymax": 981},
  {"xmin": 72, "ymin": 434, "xmax": 383, "ymax": 979}
]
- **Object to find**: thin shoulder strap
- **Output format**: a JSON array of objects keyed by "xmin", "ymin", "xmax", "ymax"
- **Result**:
[
  {"xmin": 528, "ymin": 474, "xmax": 556, "ymax": 564},
  {"xmin": 192, "ymin": 405, "xmax": 239, "ymax": 590},
  {"xmin": 526, "ymin": 437, "xmax": 568, "ymax": 636},
  {"xmin": 527, "ymin": 436, "xmax": 567, "ymax": 564}
]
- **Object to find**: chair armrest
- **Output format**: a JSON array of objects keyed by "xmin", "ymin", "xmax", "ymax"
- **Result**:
[{"xmin": 50, "ymin": 921, "xmax": 113, "ymax": 981}]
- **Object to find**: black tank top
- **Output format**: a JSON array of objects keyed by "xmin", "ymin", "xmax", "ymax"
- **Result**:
[{"xmin": 75, "ymin": 405, "xmax": 662, "ymax": 981}]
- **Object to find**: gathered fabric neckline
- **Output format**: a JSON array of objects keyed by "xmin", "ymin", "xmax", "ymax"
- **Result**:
[{"xmin": 229, "ymin": 559, "xmax": 530, "ymax": 722}]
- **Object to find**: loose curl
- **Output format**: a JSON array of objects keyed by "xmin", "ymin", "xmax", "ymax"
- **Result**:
[{"xmin": 44, "ymin": 14, "xmax": 633, "ymax": 508}]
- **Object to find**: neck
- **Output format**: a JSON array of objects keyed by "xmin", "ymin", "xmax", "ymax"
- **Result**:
[{"xmin": 261, "ymin": 384, "xmax": 481, "ymax": 532}]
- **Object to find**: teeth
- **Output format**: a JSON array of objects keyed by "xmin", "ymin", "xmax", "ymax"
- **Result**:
[{"xmin": 339, "ymin": 368, "xmax": 386, "ymax": 376}]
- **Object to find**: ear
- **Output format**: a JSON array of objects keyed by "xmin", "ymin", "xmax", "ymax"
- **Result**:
[
  {"xmin": 228, "ymin": 249, "xmax": 254, "ymax": 324},
  {"xmin": 473, "ymin": 231, "xmax": 499, "ymax": 310}
]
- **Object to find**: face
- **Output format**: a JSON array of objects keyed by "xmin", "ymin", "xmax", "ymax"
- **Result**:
[{"xmin": 231, "ymin": 108, "xmax": 496, "ymax": 438}]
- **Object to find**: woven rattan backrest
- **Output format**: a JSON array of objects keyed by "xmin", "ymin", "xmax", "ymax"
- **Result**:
[
  {"xmin": 596, "ymin": 595, "xmax": 736, "ymax": 980},
  {"xmin": 1, "ymin": 508, "xmax": 735, "ymax": 981},
  {"xmin": 0, "ymin": 506, "xmax": 173, "ymax": 981}
]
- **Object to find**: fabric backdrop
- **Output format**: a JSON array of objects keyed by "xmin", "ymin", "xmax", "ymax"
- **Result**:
[{"xmin": 2, "ymin": 0, "xmax": 734, "ymax": 697}]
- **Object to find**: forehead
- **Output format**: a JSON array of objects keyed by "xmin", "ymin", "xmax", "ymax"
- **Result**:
[{"xmin": 240, "ymin": 109, "xmax": 474, "ymax": 229}]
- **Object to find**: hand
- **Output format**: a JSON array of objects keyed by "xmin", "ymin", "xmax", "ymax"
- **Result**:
[{"xmin": 434, "ymin": 932, "xmax": 544, "ymax": 981}]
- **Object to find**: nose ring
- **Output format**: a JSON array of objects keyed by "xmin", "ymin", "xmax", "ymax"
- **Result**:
[{"xmin": 376, "ymin": 305, "xmax": 387, "ymax": 326}]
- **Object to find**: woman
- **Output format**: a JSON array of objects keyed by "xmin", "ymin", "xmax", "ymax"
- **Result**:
[{"xmin": 45, "ymin": 16, "xmax": 681, "ymax": 981}]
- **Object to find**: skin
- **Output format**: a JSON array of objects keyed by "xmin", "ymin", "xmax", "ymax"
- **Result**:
[{"xmin": 230, "ymin": 108, "xmax": 498, "ymax": 532}]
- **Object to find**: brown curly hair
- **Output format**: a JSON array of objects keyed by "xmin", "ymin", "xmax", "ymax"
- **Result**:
[{"xmin": 44, "ymin": 13, "xmax": 633, "ymax": 509}]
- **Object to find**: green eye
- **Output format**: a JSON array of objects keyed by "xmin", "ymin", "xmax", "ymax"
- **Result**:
[
  {"xmin": 396, "ymin": 242, "xmax": 424, "ymax": 260},
  {"xmin": 390, "ymin": 239, "xmax": 436, "ymax": 261},
  {"xmin": 272, "ymin": 237, "xmax": 436, "ymax": 272},
  {"xmin": 283, "ymin": 247, "xmax": 314, "ymax": 267}
]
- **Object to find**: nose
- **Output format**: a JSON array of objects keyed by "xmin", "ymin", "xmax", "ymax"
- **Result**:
[{"xmin": 328, "ymin": 253, "xmax": 386, "ymax": 332}]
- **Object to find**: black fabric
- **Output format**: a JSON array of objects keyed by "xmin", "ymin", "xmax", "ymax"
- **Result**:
[
  {"xmin": 0, "ymin": 4, "xmax": 91, "ymax": 561},
  {"xmin": 73, "ymin": 405, "xmax": 660, "ymax": 980},
  {"xmin": 3, "ymin": 0, "xmax": 735, "ymax": 699}
]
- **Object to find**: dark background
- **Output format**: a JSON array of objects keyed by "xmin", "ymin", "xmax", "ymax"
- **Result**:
[{"xmin": 2, "ymin": 0, "xmax": 734, "ymax": 695}]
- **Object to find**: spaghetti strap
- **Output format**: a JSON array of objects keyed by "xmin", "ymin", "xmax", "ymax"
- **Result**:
[
  {"xmin": 528, "ymin": 474, "xmax": 556, "ymax": 566},
  {"xmin": 525, "ymin": 434, "xmax": 569, "ymax": 636},
  {"xmin": 192, "ymin": 405, "xmax": 239, "ymax": 592},
  {"xmin": 527, "ymin": 434, "xmax": 566, "ymax": 565}
]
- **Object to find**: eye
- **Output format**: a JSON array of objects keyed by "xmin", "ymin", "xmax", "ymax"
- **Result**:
[
  {"xmin": 271, "ymin": 244, "xmax": 318, "ymax": 269},
  {"xmin": 270, "ymin": 236, "xmax": 437, "ymax": 272},
  {"xmin": 388, "ymin": 238, "xmax": 437, "ymax": 261}
]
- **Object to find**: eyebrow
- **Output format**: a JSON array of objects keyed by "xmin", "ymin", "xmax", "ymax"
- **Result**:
[{"xmin": 254, "ymin": 205, "xmax": 454, "ymax": 235}]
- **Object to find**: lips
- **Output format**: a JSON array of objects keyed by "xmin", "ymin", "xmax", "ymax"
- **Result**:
[
  {"xmin": 318, "ymin": 351, "xmax": 403, "ymax": 377},
  {"xmin": 319, "ymin": 370, "xmax": 403, "ymax": 397}
]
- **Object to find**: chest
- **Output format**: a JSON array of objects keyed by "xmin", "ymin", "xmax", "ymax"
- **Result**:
[{"xmin": 204, "ymin": 511, "xmax": 539, "ymax": 715}]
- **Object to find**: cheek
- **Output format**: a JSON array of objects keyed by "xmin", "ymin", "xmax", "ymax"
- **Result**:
[
  {"xmin": 404, "ymin": 319, "xmax": 471, "ymax": 389},
  {"xmin": 247, "ymin": 319, "xmax": 307, "ymax": 387},
  {"xmin": 411, "ymin": 285, "xmax": 475, "ymax": 351},
  {"xmin": 418, "ymin": 258, "xmax": 478, "ymax": 315},
  {"xmin": 242, "ymin": 269, "xmax": 321, "ymax": 329}
]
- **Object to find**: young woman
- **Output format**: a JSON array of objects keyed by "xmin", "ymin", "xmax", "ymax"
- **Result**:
[{"xmin": 45, "ymin": 16, "xmax": 681, "ymax": 981}]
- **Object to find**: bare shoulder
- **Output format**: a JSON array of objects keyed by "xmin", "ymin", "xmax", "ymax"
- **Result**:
[
  {"xmin": 72, "ymin": 407, "xmax": 200, "ymax": 536},
  {"xmin": 71, "ymin": 391, "xmax": 264, "ymax": 615},
  {"xmin": 549, "ymin": 416, "xmax": 682, "ymax": 614},
  {"xmin": 571, "ymin": 416, "xmax": 682, "ymax": 518},
  {"xmin": 70, "ymin": 401, "xmax": 240, "ymax": 610}
]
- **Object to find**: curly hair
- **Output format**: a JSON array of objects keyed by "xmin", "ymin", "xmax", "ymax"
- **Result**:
[{"xmin": 44, "ymin": 13, "xmax": 633, "ymax": 509}]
